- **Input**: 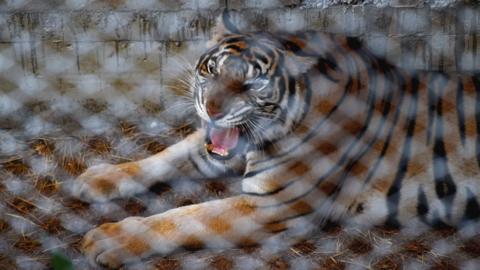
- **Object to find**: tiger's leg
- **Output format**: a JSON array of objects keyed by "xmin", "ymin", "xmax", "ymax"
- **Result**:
[
  {"xmin": 82, "ymin": 193, "xmax": 314, "ymax": 268},
  {"xmin": 74, "ymin": 129, "xmax": 236, "ymax": 202}
]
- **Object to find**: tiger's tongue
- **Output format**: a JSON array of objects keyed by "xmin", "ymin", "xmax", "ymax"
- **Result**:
[{"xmin": 209, "ymin": 127, "xmax": 239, "ymax": 156}]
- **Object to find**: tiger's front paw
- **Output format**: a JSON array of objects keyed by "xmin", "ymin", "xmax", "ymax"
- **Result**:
[
  {"xmin": 82, "ymin": 217, "xmax": 153, "ymax": 269},
  {"xmin": 73, "ymin": 163, "xmax": 146, "ymax": 202}
]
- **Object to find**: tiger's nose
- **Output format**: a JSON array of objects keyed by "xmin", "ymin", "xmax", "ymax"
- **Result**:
[{"xmin": 206, "ymin": 99, "xmax": 224, "ymax": 119}]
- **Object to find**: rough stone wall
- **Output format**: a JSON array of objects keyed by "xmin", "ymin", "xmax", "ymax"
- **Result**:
[{"xmin": 0, "ymin": 1, "xmax": 478, "ymax": 88}]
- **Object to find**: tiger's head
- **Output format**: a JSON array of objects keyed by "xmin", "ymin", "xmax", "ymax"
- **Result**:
[{"xmin": 193, "ymin": 12, "xmax": 315, "ymax": 160}]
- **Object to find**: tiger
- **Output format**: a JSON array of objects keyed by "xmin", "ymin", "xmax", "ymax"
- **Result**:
[{"xmin": 74, "ymin": 11, "xmax": 480, "ymax": 268}]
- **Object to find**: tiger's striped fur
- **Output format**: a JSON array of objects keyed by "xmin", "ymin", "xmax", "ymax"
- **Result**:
[{"xmin": 76, "ymin": 13, "xmax": 480, "ymax": 268}]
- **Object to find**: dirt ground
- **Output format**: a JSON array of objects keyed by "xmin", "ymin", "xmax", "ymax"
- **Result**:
[{"xmin": 0, "ymin": 100, "xmax": 479, "ymax": 270}]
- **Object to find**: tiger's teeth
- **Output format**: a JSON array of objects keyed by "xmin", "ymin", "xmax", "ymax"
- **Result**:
[
  {"xmin": 213, "ymin": 148, "xmax": 229, "ymax": 156},
  {"xmin": 205, "ymin": 144, "xmax": 229, "ymax": 156},
  {"xmin": 205, "ymin": 143, "xmax": 214, "ymax": 152}
]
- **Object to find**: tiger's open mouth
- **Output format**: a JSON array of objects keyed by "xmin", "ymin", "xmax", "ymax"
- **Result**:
[{"xmin": 205, "ymin": 126, "xmax": 244, "ymax": 160}]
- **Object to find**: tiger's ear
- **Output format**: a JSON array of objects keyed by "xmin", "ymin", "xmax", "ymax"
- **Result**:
[
  {"xmin": 284, "ymin": 53, "xmax": 317, "ymax": 77},
  {"xmin": 208, "ymin": 10, "xmax": 240, "ymax": 47}
]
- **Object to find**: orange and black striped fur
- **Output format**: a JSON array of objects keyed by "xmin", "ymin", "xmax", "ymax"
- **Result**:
[{"xmin": 75, "ymin": 13, "xmax": 480, "ymax": 268}]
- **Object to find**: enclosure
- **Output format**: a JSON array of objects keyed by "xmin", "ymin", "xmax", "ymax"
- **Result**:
[{"xmin": 0, "ymin": 0, "xmax": 479, "ymax": 269}]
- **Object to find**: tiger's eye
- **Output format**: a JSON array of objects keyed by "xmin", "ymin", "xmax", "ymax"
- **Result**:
[
  {"xmin": 245, "ymin": 76, "xmax": 269, "ymax": 92},
  {"xmin": 208, "ymin": 61, "xmax": 216, "ymax": 73}
]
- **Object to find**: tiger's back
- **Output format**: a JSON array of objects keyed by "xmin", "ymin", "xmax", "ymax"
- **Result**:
[
  {"xmin": 243, "ymin": 31, "xmax": 480, "ymax": 228},
  {"xmin": 237, "ymin": 32, "xmax": 480, "ymax": 229}
]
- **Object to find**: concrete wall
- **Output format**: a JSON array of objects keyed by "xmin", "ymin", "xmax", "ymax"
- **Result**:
[{"xmin": 0, "ymin": 1, "xmax": 478, "ymax": 106}]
